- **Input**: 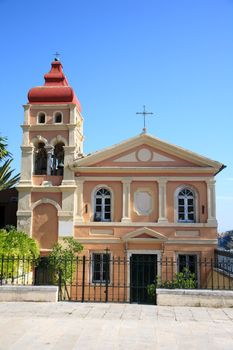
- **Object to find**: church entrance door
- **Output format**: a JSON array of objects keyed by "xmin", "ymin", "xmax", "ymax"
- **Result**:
[{"xmin": 130, "ymin": 254, "xmax": 157, "ymax": 304}]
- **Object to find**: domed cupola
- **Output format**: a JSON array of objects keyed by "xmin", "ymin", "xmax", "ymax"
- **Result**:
[{"xmin": 28, "ymin": 59, "xmax": 81, "ymax": 111}]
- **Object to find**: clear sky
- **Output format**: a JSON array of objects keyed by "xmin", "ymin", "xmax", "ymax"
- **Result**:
[{"xmin": 0, "ymin": 0, "xmax": 232, "ymax": 232}]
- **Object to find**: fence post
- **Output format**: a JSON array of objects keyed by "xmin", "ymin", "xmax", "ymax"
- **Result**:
[
  {"xmin": 58, "ymin": 268, "xmax": 62, "ymax": 301},
  {"xmin": 105, "ymin": 253, "xmax": 109, "ymax": 303},
  {"xmin": 81, "ymin": 256, "xmax": 86, "ymax": 302}
]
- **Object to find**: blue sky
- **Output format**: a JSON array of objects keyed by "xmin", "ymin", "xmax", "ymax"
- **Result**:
[{"xmin": 0, "ymin": 0, "xmax": 232, "ymax": 231}]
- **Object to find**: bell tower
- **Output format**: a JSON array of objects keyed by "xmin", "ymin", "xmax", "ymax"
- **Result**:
[{"xmin": 17, "ymin": 59, "xmax": 83, "ymax": 250}]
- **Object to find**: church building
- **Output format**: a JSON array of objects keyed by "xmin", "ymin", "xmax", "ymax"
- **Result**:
[{"xmin": 17, "ymin": 60, "xmax": 225, "ymax": 293}]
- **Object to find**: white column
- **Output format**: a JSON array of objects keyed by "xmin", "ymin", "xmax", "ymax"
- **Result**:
[
  {"xmin": 121, "ymin": 178, "xmax": 131, "ymax": 223},
  {"xmin": 62, "ymin": 146, "xmax": 76, "ymax": 185},
  {"xmin": 76, "ymin": 178, "xmax": 84, "ymax": 223},
  {"xmin": 69, "ymin": 104, "xmax": 77, "ymax": 124},
  {"xmin": 19, "ymin": 146, "xmax": 33, "ymax": 185},
  {"xmin": 23, "ymin": 104, "xmax": 30, "ymax": 124},
  {"xmin": 157, "ymin": 179, "xmax": 168, "ymax": 223},
  {"xmin": 206, "ymin": 179, "xmax": 217, "ymax": 225},
  {"xmin": 45, "ymin": 146, "xmax": 53, "ymax": 176}
]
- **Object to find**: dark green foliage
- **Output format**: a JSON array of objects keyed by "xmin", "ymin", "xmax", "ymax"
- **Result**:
[
  {"xmin": 147, "ymin": 268, "xmax": 197, "ymax": 299},
  {"xmin": 0, "ymin": 226, "xmax": 39, "ymax": 258},
  {"xmin": 0, "ymin": 136, "xmax": 20, "ymax": 191},
  {"xmin": 48, "ymin": 238, "xmax": 83, "ymax": 288}
]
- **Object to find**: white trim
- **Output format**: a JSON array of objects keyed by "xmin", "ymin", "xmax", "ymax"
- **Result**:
[
  {"xmin": 89, "ymin": 250, "xmax": 113, "ymax": 285},
  {"xmin": 127, "ymin": 249, "xmax": 162, "ymax": 302},
  {"xmin": 73, "ymin": 166, "xmax": 216, "ymax": 174},
  {"xmin": 71, "ymin": 133, "xmax": 223, "ymax": 169},
  {"xmin": 31, "ymin": 135, "xmax": 48, "ymax": 147},
  {"xmin": 91, "ymin": 184, "xmax": 114, "ymax": 222},
  {"xmin": 53, "ymin": 111, "xmax": 63, "ymax": 124},
  {"xmin": 174, "ymin": 185, "xmax": 199, "ymax": 224},
  {"xmin": 50, "ymin": 135, "xmax": 68, "ymax": 147},
  {"xmin": 122, "ymin": 227, "xmax": 167, "ymax": 241},
  {"xmin": 175, "ymin": 251, "xmax": 201, "ymax": 287},
  {"xmin": 74, "ymin": 176, "xmax": 212, "ymax": 182},
  {"xmin": 74, "ymin": 221, "xmax": 218, "ymax": 228},
  {"xmin": 31, "ymin": 198, "xmax": 62, "ymax": 212},
  {"xmin": 36, "ymin": 111, "xmax": 47, "ymax": 124},
  {"xmin": 133, "ymin": 187, "xmax": 153, "ymax": 216}
]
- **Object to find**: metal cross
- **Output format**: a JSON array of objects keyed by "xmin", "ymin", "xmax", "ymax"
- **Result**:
[
  {"xmin": 53, "ymin": 52, "xmax": 60, "ymax": 60},
  {"xmin": 136, "ymin": 105, "xmax": 154, "ymax": 133}
]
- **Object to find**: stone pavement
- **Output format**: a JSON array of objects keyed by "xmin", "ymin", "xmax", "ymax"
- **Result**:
[{"xmin": 0, "ymin": 302, "xmax": 233, "ymax": 350}]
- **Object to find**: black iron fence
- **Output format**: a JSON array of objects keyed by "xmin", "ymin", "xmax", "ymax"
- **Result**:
[{"xmin": 0, "ymin": 250, "xmax": 233, "ymax": 304}]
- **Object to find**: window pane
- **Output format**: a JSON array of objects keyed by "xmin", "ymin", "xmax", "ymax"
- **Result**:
[
  {"xmin": 188, "ymin": 214, "xmax": 194, "ymax": 221},
  {"xmin": 105, "ymin": 198, "xmax": 110, "ymax": 205},
  {"xmin": 105, "ymin": 213, "xmax": 111, "ymax": 220},
  {"xmin": 178, "ymin": 199, "xmax": 184, "ymax": 205},
  {"xmin": 105, "ymin": 206, "xmax": 110, "ymax": 212},
  {"xmin": 96, "ymin": 198, "xmax": 101, "ymax": 205},
  {"xmin": 188, "ymin": 199, "xmax": 193, "ymax": 205},
  {"xmin": 179, "ymin": 207, "xmax": 184, "ymax": 213},
  {"xmin": 179, "ymin": 214, "xmax": 185, "ymax": 220}
]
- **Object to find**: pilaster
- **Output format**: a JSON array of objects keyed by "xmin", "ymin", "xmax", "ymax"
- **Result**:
[
  {"xmin": 121, "ymin": 178, "xmax": 131, "ymax": 223},
  {"xmin": 206, "ymin": 179, "xmax": 217, "ymax": 225},
  {"xmin": 75, "ymin": 178, "xmax": 84, "ymax": 223},
  {"xmin": 157, "ymin": 179, "xmax": 168, "ymax": 223}
]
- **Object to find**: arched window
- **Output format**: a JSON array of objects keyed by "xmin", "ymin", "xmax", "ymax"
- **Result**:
[
  {"xmin": 177, "ymin": 188, "xmax": 195, "ymax": 223},
  {"xmin": 51, "ymin": 142, "xmax": 64, "ymax": 175},
  {"xmin": 54, "ymin": 112, "xmax": 62, "ymax": 123},
  {"xmin": 37, "ymin": 112, "xmax": 46, "ymax": 124},
  {"xmin": 94, "ymin": 188, "xmax": 111, "ymax": 222},
  {"xmin": 35, "ymin": 142, "xmax": 47, "ymax": 175}
]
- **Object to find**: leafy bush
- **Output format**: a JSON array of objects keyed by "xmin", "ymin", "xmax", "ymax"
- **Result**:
[
  {"xmin": 147, "ymin": 268, "xmax": 197, "ymax": 299},
  {"xmin": 49, "ymin": 237, "xmax": 83, "ymax": 284},
  {"xmin": 0, "ymin": 226, "xmax": 39, "ymax": 283}
]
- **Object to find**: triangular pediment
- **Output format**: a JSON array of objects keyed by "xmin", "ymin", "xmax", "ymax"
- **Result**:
[
  {"xmin": 122, "ymin": 227, "xmax": 167, "ymax": 242},
  {"xmin": 72, "ymin": 133, "xmax": 224, "ymax": 174}
]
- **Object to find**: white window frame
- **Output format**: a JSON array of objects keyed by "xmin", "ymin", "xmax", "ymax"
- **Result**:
[
  {"xmin": 37, "ymin": 111, "xmax": 46, "ymax": 124},
  {"xmin": 174, "ymin": 186, "xmax": 199, "ymax": 223},
  {"xmin": 91, "ymin": 185, "xmax": 113, "ymax": 222},
  {"xmin": 175, "ymin": 252, "xmax": 200, "ymax": 287},
  {"xmin": 53, "ymin": 111, "xmax": 63, "ymax": 124},
  {"xmin": 90, "ymin": 251, "xmax": 112, "ymax": 284}
]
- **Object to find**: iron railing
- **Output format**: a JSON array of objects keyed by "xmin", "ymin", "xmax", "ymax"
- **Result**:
[{"xmin": 0, "ymin": 251, "xmax": 233, "ymax": 304}]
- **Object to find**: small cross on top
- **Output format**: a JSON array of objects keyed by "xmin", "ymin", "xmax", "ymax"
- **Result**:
[
  {"xmin": 136, "ymin": 105, "xmax": 154, "ymax": 134},
  {"xmin": 53, "ymin": 52, "xmax": 61, "ymax": 61}
]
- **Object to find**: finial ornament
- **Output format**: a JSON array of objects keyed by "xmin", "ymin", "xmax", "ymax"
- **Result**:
[
  {"xmin": 53, "ymin": 52, "xmax": 60, "ymax": 61},
  {"xmin": 136, "ymin": 105, "xmax": 154, "ymax": 134}
]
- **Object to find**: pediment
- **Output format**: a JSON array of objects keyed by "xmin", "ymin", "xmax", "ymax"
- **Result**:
[
  {"xmin": 122, "ymin": 227, "xmax": 167, "ymax": 242},
  {"xmin": 72, "ymin": 133, "xmax": 223, "ymax": 173}
]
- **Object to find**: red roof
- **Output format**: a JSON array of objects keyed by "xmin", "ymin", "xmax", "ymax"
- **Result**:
[{"xmin": 28, "ymin": 60, "xmax": 81, "ymax": 111}]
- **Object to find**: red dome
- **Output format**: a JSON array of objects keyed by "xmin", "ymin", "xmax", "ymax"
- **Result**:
[{"xmin": 28, "ymin": 60, "xmax": 81, "ymax": 111}]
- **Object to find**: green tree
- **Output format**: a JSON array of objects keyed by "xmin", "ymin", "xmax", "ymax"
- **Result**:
[
  {"xmin": 48, "ymin": 237, "xmax": 83, "ymax": 299},
  {"xmin": 0, "ymin": 136, "xmax": 20, "ymax": 191},
  {"xmin": 0, "ymin": 226, "xmax": 40, "ymax": 283}
]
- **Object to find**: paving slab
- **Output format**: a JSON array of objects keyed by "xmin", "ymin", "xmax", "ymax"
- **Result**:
[{"xmin": 0, "ymin": 302, "xmax": 233, "ymax": 350}]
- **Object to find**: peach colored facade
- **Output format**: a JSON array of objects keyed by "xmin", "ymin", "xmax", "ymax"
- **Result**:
[{"xmin": 17, "ymin": 60, "xmax": 225, "ymax": 290}]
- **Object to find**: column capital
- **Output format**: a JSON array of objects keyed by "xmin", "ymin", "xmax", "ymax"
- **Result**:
[
  {"xmin": 121, "ymin": 177, "xmax": 132, "ymax": 184},
  {"xmin": 205, "ymin": 178, "xmax": 216, "ymax": 185},
  {"xmin": 157, "ymin": 178, "xmax": 168, "ymax": 185}
]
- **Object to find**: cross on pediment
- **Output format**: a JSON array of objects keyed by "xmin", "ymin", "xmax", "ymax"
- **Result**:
[{"xmin": 136, "ymin": 105, "xmax": 154, "ymax": 134}]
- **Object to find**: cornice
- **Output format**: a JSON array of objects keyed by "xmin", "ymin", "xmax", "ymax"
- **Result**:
[
  {"xmin": 74, "ymin": 221, "xmax": 217, "ymax": 228},
  {"xmin": 72, "ymin": 166, "xmax": 215, "ymax": 174}
]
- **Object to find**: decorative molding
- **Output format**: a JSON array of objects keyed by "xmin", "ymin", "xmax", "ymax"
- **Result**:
[
  {"xmin": 122, "ymin": 227, "xmax": 167, "ymax": 242},
  {"xmin": 74, "ymin": 176, "xmax": 212, "ymax": 182},
  {"xmin": 31, "ymin": 198, "xmax": 62, "ymax": 212},
  {"xmin": 166, "ymin": 239, "xmax": 217, "ymax": 245},
  {"xmin": 74, "ymin": 221, "xmax": 217, "ymax": 228},
  {"xmin": 90, "ymin": 229, "xmax": 114, "ymax": 235},
  {"xmin": 175, "ymin": 230, "xmax": 200, "ymax": 237},
  {"xmin": 134, "ymin": 189, "xmax": 153, "ymax": 216},
  {"xmin": 72, "ymin": 166, "xmax": 215, "ymax": 174}
]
